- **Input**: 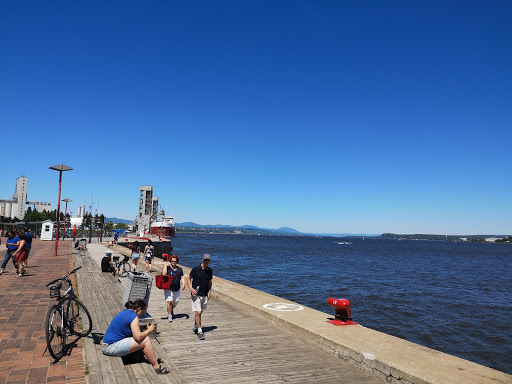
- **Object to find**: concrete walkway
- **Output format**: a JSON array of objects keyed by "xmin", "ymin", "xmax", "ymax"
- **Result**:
[{"xmin": 0, "ymin": 239, "xmax": 86, "ymax": 384}]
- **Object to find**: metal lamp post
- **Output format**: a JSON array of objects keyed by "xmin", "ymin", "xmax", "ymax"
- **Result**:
[
  {"xmin": 62, "ymin": 198, "xmax": 72, "ymax": 241},
  {"xmin": 49, "ymin": 164, "xmax": 73, "ymax": 256}
]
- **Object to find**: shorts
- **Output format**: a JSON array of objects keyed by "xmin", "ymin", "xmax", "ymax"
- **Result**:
[
  {"xmin": 101, "ymin": 337, "xmax": 133, "ymax": 357},
  {"xmin": 132, "ymin": 253, "xmax": 139, "ymax": 260},
  {"xmin": 15, "ymin": 252, "xmax": 27, "ymax": 263},
  {"xmin": 103, "ymin": 267, "xmax": 115, "ymax": 273},
  {"xmin": 191, "ymin": 295, "xmax": 208, "ymax": 312},
  {"xmin": 25, "ymin": 248, "xmax": 31, "ymax": 259},
  {"xmin": 164, "ymin": 289, "xmax": 181, "ymax": 303}
]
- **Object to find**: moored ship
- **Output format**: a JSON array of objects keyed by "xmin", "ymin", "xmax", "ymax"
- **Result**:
[{"xmin": 150, "ymin": 210, "xmax": 175, "ymax": 238}]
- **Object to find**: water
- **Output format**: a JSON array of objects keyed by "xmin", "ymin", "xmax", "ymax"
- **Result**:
[{"xmin": 173, "ymin": 233, "xmax": 512, "ymax": 374}]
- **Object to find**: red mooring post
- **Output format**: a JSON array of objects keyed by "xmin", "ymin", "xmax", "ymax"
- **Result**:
[{"xmin": 327, "ymin": 298, "xmax": 358, "ymax": 325}]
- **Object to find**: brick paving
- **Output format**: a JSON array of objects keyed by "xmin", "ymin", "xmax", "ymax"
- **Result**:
[{"xmin": 0, "ymin": 239, "xmax": 86, "ymax": 384}]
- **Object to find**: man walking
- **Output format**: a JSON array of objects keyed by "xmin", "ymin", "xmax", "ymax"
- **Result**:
[
  {"xmin": 187, "ymin": 254, "xmax": 213, "ymax": 340},
  {"xmin": 23, "ymin": 228, "xmax": 33, "ymax": 267}
]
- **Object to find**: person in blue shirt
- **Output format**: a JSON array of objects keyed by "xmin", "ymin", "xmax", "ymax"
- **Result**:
[
  {"xmin": 161, "ymin": 254, "xmax": 185, "ymax": 323},
  {"xmin": 102, "ymin": 299, "xmax": 169, "ymax": 374},
  {"xmin": 1, "ymin": 230, "xmax": 20, "ymax": 275},
  {"xmin": 23, "ymin": 227, "xmax": 33, "ymax": 267}
]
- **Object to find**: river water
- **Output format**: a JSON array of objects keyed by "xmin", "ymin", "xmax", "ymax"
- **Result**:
[{"xmin": 172, "ymin": 233, "xmax": 512, "ymax": 374}]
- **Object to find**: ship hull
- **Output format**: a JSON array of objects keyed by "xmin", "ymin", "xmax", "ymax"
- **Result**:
[{"xmin": 150, "ymin": 226, "xmax": 175, "ymax": 238}]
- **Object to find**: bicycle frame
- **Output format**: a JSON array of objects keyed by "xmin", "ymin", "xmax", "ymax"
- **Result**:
[{"xmin": 46, "ymin": 267, "xmax": 80, "ymax": 331}]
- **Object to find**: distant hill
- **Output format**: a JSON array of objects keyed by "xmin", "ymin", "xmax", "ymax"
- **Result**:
[
  {"xmin": 175, "ymin": 222, "xmax": 302, "ymax": 235},
  {"xmin": 105, "ymin": 217, "xmax": 133, "ymax": 225},
  {"xmin": 104, "ymin": 219, "xmax": 377, "ymax": 237}
]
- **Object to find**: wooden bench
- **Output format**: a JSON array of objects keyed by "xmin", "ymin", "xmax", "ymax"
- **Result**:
[{"xmin": 73, "ymin": 248, "xmax": 184, "ymax": 384}]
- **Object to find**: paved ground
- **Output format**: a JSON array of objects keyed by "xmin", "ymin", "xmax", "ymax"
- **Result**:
[{"xmin": 0, "ymin": 239, "xmax": 86, "ymax": 384}]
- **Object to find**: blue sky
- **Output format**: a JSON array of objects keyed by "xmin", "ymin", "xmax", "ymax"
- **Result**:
[{"xmin": 1, "ymin": 1, "xmax": 510, "ymax": 235}]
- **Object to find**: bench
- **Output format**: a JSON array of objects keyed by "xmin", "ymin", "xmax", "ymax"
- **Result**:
[{"xmin": 73, "ymin": 248, "xmax": 184, "ymax": 383}]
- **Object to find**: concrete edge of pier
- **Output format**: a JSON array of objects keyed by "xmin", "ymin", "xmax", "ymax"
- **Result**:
[
  {"xmin": 208, "ymin": 275, "xmax": 511, "ymax": 384},
  {"xmin": 105, "ymin": 243, "xmax": 510, "ymax": 384}
]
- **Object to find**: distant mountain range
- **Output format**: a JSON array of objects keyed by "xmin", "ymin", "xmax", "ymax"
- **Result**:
[
  {"xmin": 175, "ymin": 222, "xmax": 378, "ymax": 237},
  {"xmin": 176, "ymin": 222, "xmax": 302, "ymax": 234},
  {"xmin": 105, "ymin": 218, "xmax": 378, "ymax": 237}
]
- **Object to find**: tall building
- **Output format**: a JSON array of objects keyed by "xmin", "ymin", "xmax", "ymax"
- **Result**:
[
  {"xmin": 77, "ymin": 205, "xmax": 86, "ymax": 218},
  {"xmin": 138, "ymin": 186, "xmax": 158, "ymax": 232},
  {"xmin": 1, "ymin": 176, "xmax": 51, "ymax": 220}
]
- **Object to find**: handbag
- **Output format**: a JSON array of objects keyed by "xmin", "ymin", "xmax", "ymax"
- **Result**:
[{"xmin": 155, "ymin": 274, "xmax": 173, "ymax": 290}]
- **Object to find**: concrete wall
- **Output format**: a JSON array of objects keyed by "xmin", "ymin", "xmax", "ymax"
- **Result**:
[{"xmin": 202, "ymin": 271, "xmax": 511, "ymax": 384}]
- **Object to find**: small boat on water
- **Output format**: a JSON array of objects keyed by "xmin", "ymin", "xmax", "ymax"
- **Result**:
[{"xmin": 335, "ymin": 241, "xmax": 352, "ymax": 245}]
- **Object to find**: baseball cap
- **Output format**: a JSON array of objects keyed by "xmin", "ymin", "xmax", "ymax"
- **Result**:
[
  {"xmin": 105, "ymin": 251, "xmax": 112, "ymax": 255},
  {"xmin": 202, "ymin": 253, "xmax": 211, "ymax": 260}
]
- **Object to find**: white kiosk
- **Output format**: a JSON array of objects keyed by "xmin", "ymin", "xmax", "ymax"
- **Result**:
[{"xmin": 41, "ymin": 220, "xmax": 55, "ymax": 241}]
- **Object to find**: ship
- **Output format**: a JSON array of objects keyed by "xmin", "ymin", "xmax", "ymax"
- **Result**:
[{"xmin": 150, "ymin": 209, "xmax": 176, "ymax": 238}]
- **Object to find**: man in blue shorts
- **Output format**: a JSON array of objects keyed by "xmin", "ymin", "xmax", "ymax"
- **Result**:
[{"xmin": 187, "ymin": 253, "xmax": 213, "ymax": 340}]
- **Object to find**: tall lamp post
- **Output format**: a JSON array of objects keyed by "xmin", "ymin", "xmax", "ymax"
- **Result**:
[
  {"xmin": 62, "ymin": 198, "xmax": 72, "ymax": 241},
  {"xmin": 49, "ymin": 164, "xmax": 73, "ymax": 256}
]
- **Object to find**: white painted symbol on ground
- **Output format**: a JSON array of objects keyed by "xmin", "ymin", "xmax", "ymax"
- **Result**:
[{"xmin": 263, "ymin": 303, "xmax": 304, "ymax": 311}]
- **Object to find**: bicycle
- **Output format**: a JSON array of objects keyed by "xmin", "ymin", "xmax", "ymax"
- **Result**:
[
  {"xmin": 45, "ymin": 266, "xmax": 93, "ymax": 360},
  {"xmin": 113, "ymin": 255, "xmax": 132, "ymax": 277}
]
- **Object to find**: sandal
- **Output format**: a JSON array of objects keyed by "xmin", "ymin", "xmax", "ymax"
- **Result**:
[{"xmin": 154, "ymin": 364, "xmax": 169, "ymax": 374}]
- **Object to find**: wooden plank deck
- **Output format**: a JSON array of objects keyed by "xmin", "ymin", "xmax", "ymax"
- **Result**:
[{"xmin": 75, "ymin": 243, "xmax": 383, "ymax": 384}]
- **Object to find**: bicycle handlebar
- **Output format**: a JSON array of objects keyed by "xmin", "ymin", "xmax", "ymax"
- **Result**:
[{"xmin": 46, "ymin": 266, "xmax": 82, "ymax": 287}]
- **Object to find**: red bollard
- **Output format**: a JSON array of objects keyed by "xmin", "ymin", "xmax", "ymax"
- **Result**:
[
  {"xmin": 162, "ymin": 253, "xmax": 170, "ymax": 262},
  {"xmin": 129, "ymin": 244, "xmax": 133, "ymax": 250},
  {"xmin": 327, "ymin": 298, "xmax": 358, "ymax": 325}
]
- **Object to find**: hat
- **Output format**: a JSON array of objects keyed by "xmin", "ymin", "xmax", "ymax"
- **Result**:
[
  {"xmin": 105, "ymin": 251, "xmax": 112, "ymax": 255},
  {"xmin": 202, "ymin": 253, "xmax": 211, "ymax": 260}
]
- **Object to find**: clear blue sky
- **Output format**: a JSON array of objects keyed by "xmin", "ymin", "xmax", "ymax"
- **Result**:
[{"xmin": 1, "ymin": 1, "xmax": 510, "ymax": 235}]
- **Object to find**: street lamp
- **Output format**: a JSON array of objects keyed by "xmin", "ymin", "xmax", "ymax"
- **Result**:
[
  {"xmin": 49, "ymin": 164, "xmax": 73, "ymax": 256},
  {"xmin": 62, "ymin": 198, "xmax": 72, "ymax": 241}
]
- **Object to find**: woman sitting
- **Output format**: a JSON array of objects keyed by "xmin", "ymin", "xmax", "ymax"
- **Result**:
[{"xmin": 101, "ymin": 299, "xmax": 169, "ymax": 374}]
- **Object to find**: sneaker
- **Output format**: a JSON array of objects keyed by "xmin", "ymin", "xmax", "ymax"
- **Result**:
[
  {"xmin": 198, "ymin": 332, "xmax": 205, "ymax": 340},
  {"xmin": 168, "ymin": 315, "xmax": 173, "ymax": 323},
  {"xmin": 192, "ymin": 327, "xmax": 198, "ymax": 334}
]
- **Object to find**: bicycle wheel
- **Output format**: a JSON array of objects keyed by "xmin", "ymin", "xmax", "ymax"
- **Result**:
[
  {"xmin": 45, "ymin": 305, "xmax": 66, "ymax": 360},
  {"xmin": 120, "ymin": 262, "xmax": 131, "ymax": 277},
  {"xmin": 68, "ymin": 297, "xmax": 93, "ymax": 337}
]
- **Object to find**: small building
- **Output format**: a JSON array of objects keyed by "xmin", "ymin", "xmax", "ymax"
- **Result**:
[
  {"xmin": 41, "ymin": 220, "xmax": 55, "ymax": 241},
  {"xmin": 485, "ymin": 237, "xmax": 503, "ymax": 242}
]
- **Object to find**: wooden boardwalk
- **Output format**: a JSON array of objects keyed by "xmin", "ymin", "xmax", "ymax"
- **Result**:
[{"xmin": 75, "ymin": 244, "xmax": 382, "ymax": 384}]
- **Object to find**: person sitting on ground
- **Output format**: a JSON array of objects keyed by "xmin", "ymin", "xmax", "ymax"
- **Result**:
[
  {"xmin": 101, "ymin": 251, "xmax": 120, "ymax": 282},
  {"xmin": 101, "ymin": 299, "xmax": 169, "ymax": 374}
]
